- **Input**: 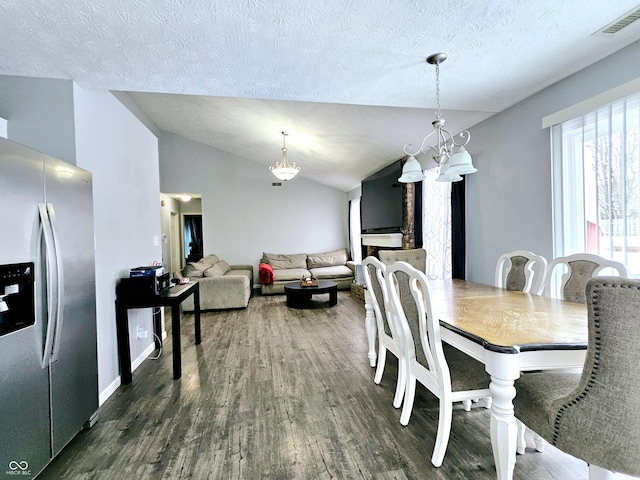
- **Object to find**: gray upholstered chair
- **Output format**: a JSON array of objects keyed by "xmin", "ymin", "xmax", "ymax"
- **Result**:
[
  {"xmin": 385, "ymin": 261, "xmax": 492, "ymax": 467},
  {"xmin": 378, "ymin": 248, "xmax": 427, "ymax": 273},
  {"xmin": 361, "ymin": 256, "xmax": 406, "ymax": 408},
  {"xmin": 495, "ymin": 250, "xmax": 548, "ymax": 295},
  {"xmin": 544, "ymin": 253, "xmax": 627, "ymax": 303},
  {"xmin": 513, "ymin": 277, "xmax": 640, "ymax": 479}
]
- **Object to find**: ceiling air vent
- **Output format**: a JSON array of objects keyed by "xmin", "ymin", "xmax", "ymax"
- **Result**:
[{"xmin": 596, "ymin": 7, "xmax": 640, "ymax": 35}]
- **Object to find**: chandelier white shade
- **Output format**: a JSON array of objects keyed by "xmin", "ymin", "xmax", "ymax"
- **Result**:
[
  {"xmin": 399, "ymin": 53, "xmax": 476, "ymax": 183},
  {"xmin": 398, "ymin": 155, "xmax": 425, "ymax": 183},
  {"xmin": 270, "ymin": 131, "xmax": 300, "ymax": 181}
]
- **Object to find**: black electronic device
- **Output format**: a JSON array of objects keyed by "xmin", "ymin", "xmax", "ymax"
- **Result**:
[{"xmin": 117, "ymin": 273, "xmax": 171, "ymax": 300}]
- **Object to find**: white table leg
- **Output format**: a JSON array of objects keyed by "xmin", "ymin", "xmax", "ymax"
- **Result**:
[
  {"xmin": 364, "ymin": 289, "xmax": 376, "ymax": 367},
  {"xmin": 486, "ymin": 351, "xmax": 520, "ymax": 480}
]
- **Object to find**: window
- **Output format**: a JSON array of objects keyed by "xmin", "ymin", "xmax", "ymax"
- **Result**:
[{"xmin": 552, "ymin": 92, "xmax": 640, "ymax": 274}]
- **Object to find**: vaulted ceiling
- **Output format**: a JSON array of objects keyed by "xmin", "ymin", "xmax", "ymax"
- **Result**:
[{"xmin": 1, "ymin": 1, "xmax": 640, "ymax": 191}]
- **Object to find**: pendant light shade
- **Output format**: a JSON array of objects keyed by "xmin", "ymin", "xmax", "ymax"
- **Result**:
[
  {"xmin": 398, "ymin": 155, "xmax": 425, "ymax": 183},
  {"xmin": 436, "ymin": 161, "xmax": 463, "ymax": 182},
  {"xmin": 446, "ymin": 146, "xmax": 477, "ymax": 175}
]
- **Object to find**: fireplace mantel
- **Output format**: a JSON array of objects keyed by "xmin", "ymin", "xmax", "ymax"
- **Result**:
[{"xmin": 361, "ymin": 233, "xmax": 403, "ymax": 248}]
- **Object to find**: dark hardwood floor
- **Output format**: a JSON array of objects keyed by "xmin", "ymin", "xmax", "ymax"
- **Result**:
[{"xmin": 40, "ymin": 291, "xmax": 595, "ymax": 479}]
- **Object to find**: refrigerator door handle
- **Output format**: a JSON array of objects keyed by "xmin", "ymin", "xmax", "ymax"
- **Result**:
[
  {"xmin": 46, "ymin": 203, "xmax": 65, "ymax": 363},
  {"xmin": 39, "ymin": 202, "xmax": 62, "ymax": 367},
  {"xmin": 39, "ymin": 203, "xmax": 56, "ymax": 368}
]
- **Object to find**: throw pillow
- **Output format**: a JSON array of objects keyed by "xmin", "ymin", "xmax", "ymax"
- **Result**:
[
  {"xmin": 204, "ymin": 260, "xmax": 232, "ymax": 277},
  {"xmin": 182, "ymin": 261, "xmax": 209, "ymax": 278},
  {"xmin": 200, "ymin": 254, "xmax": 220, "ymax": 266}
]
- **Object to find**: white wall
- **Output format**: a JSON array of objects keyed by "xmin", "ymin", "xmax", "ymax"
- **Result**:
[
  {"xmin": 73, "ymin": 85, "xmax": 161, "ymax": 401},
  {"xmin": 159, "ymin": 132, "xmax": 349, "ymax": 271},
  {"xmin": 465, "ymin": 39, "xmax": 640, "ymax": 285}
]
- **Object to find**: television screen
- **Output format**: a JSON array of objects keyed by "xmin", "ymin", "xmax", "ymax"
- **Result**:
[{"xmin": 361, "ymin": 160, "xmax": 403, "ymax": 233}]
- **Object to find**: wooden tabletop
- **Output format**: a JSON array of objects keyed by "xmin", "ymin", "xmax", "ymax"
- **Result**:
[{"xmin": 430, "ymin": 279, "xmax": 588, "ymax": 353}]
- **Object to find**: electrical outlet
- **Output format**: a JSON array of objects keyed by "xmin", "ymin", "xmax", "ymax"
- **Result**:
[{"xmin": 136, "ymin": 326, "xmax": 148, "ymax": 339}]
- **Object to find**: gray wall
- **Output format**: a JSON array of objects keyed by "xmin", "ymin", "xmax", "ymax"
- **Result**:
[
  {"xmin": 465, "ymin": 39, "xmax": 640, "ymax": 286},
  {"xmin": 159, "ymin": 131, "xmax": 350, "ymax": 271},
  {"xmin": 0, "ymin": 76, "xmax": 76, "ymax": 164}
]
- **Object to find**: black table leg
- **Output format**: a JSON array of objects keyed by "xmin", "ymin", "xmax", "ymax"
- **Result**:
[
  {"xmin": 193, "ymin": 284, "xmax": 201, "ymax": 345},
  {"xmin": 115, "ymin": 300, "xmax": 133, "ymax": 385},
  {"xmin": 171, "ymin": 303, "xmax": 182, "ymax": 379},
  {"xmin": 329, "ymin": 287, "xmax": 337, "ymax": 306}
]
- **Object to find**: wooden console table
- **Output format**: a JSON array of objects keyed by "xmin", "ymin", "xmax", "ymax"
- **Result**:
[{"xmin": 115, "ymin": 281, "xmax": 201, "ymax": 384}]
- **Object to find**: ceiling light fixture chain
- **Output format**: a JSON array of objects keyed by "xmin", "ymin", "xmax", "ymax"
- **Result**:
[
  {"xmin": 399, "ymin": 52, "xmax": 477, "ymax": 183},
  {"xmin": 269, "ymin": 131, "xmax": 300, "ymax": 181}
]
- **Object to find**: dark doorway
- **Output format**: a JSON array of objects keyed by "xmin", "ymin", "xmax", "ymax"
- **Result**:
[{"xmin": 184, "ymin": 215, "xmax": 203, "ymax": 263}]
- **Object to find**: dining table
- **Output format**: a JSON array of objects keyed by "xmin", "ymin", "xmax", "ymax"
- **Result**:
[{"xmin": 363, "ymin": 278, "xmax": 589, "ymax": 480}]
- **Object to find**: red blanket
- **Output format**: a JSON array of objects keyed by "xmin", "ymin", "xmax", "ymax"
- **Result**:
[{"xmin": 259, "ymin": 263, "xmax": 274, "ymax": 284}]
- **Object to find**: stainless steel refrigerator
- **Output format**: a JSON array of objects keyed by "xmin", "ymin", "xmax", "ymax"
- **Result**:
[{"xmin": 0, "ymin": 137, "xmax": 98, "ymax": 478}]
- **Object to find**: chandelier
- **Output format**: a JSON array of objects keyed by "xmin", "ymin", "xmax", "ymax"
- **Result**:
[
  {"xmin": 399, "ymin": 53, "xmax": 477, "ymax": 183},
  {"xmin": 269, "ymin": 131, "xmax": 300, "ymax": 181}
]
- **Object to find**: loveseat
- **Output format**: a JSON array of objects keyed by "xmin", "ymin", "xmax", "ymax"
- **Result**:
[
  {"xmin": 259, "ymin": 248, "xmax": 355, "ymax": 295},
  {"xmin": 180, "ymin": 254, "xmax": 253, "ymax": 311}
]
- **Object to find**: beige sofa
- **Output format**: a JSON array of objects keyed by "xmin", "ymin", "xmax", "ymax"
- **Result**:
[
  {"xmin": 259, "ymin": 248, "xmax": 355, "ymax": 295},
  {"xmin": 180, "ymin": 254, "xmax": 253, "ymax": 311}
]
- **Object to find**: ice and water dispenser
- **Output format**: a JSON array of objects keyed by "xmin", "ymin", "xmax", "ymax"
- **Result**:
[{"xmin": 0, "ymin": 262, "xmax": 35, "ymax": 336}]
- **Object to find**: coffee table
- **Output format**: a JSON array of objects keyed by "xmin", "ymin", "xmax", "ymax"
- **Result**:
[{"xmin": 284, "ymin": 280, "xmax": 338, "ymax": 308}]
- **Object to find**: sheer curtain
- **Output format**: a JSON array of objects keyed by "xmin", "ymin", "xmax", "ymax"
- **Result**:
[
  {"xmin": 349, "ymin": 199, "xmax": 362, "ymax": 264},
  {"xmin": 422, "ymin": 167, "xmax": 452, "ymax": 280},
  {"xmin": 552, "ymin": 91, "xmax": 640, "ymax": 274}
]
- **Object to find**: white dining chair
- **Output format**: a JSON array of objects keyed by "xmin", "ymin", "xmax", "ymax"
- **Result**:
[
  {"xmin": 544, "ymin": 253, "xmax": 627, "ymax": 303},
  {"xmin": 385, "ymin": 261, "xmax": 492, "ymax": 467},
  {"xmin": 495, "ymin": 250, "xmax": 548, "ymax": 295},
  {"xmin": 495, "ymin": 251, "xmax": 550, "ymax": 451},
  {"xmin": 361, "ymin": 256, "xmax": 406, "ymax": 408}
]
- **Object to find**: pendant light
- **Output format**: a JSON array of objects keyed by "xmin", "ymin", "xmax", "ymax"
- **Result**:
[
  {"xmin": 269, "ymin": 132, "xmax": 300, "ymax": 181},
  {"xmin": 399, "ymin": 53, "xmax": 476, "ymax": 183}
]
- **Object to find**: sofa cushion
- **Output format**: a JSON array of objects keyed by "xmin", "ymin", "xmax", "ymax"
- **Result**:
[
  {"xmin": 310, "ymin": 265, "xmax": 354, "ymax": 279},
  {"xmin": 307, "ymin": 248, "xmax": 349, "ymax": 269},
  {"xmin": 263, "ymin": 252, "xmax": 307, "ymax": 270},
  {"xmin": 273, "ymin": 268, "xmax": 310, "ymax": 282},
  {"xmin": 182, "ymin": 261, "xmax": 209, "ymax": 278},
  {"xmin": 204, "ymin": 260, "xmax": 231, "ymax": 277}
]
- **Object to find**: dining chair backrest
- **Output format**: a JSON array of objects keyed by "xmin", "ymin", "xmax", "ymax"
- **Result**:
[
  {"xmin": 514, "ymin": 277, "xmax": 640, "ymax": 476},
  {"xmin": 378, "ymin": 248, "xmax": 427, "ymax": 273},
  {"xmin": 495, "ymin": 250, "xmax": 548, "ymax": 295},
  {"xmin": 386, "ymin": 261, "xmax": 445, "ymax": 387},
  {"xmin": 362, "ymin": 256, "xmax": 394, "ymax": 339},
  {"xmin": 361, "ymin": 256, "xmax": 407, "ymax": 408},
  {"xmin": 544, "ymin": 253, "xmax": 627, "ymax": 303}
]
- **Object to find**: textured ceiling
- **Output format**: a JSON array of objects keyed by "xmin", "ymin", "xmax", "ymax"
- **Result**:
[{"xmin": 0, "ymin": 1, "xmax": 640, "ymax": 191}]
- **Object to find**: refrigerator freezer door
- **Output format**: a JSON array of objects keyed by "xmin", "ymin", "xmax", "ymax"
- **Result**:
[
  {"xmin": 44, "ymin": 155, "xmax": 98, "ymax": 456},
  {"xmin": 0, "ymin": 140, "xmax": 52, "ymax": 477}
]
